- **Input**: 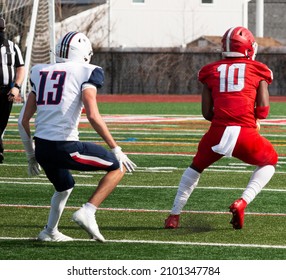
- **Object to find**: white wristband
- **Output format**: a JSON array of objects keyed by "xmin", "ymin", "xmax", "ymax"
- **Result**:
[{"xmin": 111, "ymin": 146, "xmax": 122, "ymax": 153}]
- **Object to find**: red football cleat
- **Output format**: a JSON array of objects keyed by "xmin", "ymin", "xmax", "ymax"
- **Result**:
[
  {"xmin": 229, "ymin": 198, "xmax": 247, "ymax": 229},
  {"xmin": 164, "ymin": 214, "xmax": 180, "ymax": 229}
]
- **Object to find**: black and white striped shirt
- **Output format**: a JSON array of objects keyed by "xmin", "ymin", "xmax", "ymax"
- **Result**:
[{"xmin": 0, "ymin": 39, "xmax": 24, "ymax": 86}]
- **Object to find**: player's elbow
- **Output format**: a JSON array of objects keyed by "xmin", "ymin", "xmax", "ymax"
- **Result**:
[
  {"xmin": 18, "ymin": 115, "xmax": 29, "ymax": 128},
  {"xmin": 18, "ymin": 115, "xmax": 24, "ymax": 129},
  {"xmin": 87, "ymin": 113, "xmax": 104, "ymax": 130},
  {"xmin": 86, "ymin": 112, "xmax": 97, "ymax": 124},
  {"xmin": 202, "ymin": 111, "xmax": 213, "ymax": 122}
]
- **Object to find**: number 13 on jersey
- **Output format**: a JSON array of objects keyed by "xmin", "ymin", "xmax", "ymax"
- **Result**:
[{"xmin": 37, "ymin": 70, "xmax": 66, "ymax": 105}]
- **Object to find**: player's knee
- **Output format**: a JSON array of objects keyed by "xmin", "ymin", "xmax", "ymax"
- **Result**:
[
  {"xmin": 53, "ymin": 175, "xmax": 75, "ymax": 192},
  {"xmin": 54, "ymin": 184, "xmax": 74, "ymax": 192},
  {"xmin": 270, "ymin": 151, "xmax": 278, "ymax": 166},
  {"xmin": 264, "ymin": 149, "xmax": 278, "ymax": 166}
]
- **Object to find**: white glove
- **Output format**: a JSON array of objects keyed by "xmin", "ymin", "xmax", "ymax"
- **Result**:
[
  {"xmin": 28, "ymin": 156, "xmax": 41, "ymax": 176},
  {"xmin": 111, "ymin": 146, "xmax": 137, "ymax": 172}
]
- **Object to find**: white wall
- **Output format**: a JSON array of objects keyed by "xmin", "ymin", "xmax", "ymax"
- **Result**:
[
  {"xmin": 109, "ymin": 0, "xmax": 249, "ymax": 48},
  {"xmin": 56, "ymin": 0, "xmax": 250, "ymax": 48}
]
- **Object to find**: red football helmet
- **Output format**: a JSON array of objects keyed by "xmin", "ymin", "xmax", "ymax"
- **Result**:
[{"xmin": 221, "ymin": 26, "xmax": 258, "ymax": 60}]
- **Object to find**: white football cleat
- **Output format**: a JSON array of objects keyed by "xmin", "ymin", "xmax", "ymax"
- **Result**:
[
  {"xmin": 38, "ymin": 227, "xmax": 73, "ymax": 242},
  {"xmin": 72, "ymin": 207, "xmax": 105, "ymax": 242}
]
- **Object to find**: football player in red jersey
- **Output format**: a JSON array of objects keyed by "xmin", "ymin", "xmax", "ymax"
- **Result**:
[{"xmin": 165, "ymin": 26, "xmax": 278, "ymax": 230}]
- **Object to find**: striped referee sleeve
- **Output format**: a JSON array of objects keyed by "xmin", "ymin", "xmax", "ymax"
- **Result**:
[{"xmin": 13, "ymin": 43, "xmax": 24, "ymax": 67}]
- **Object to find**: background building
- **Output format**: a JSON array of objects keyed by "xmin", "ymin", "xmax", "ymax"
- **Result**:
[
  {"xmin": 57, "ymin": 0, "xmax": 252, "ymax": 48},
  {"xmin": 57, "ymin": 0, "xmax": 286, "ymax": 48},
  {"xmin": 2, "ymin": 0, "xmax": 286, "ymax": 95},
  {"xmin": 248, "ymin": 0, "xmax": 286, "ymax": 45}
]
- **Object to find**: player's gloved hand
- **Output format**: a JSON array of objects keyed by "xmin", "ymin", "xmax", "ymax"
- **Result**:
[
  {"xmin": 111, "ymin": 146, "xmax": 137, "ymax": 172},
  {"xmin": 28, "ymin": 156, "xmax": 41, "ymax": 176}
]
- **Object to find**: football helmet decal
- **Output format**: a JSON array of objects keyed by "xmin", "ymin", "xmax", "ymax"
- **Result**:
[
  {"xmin": 222, "ymin": 26, "xmax": 258, "ymax": 60},
  {"xmin": 55, "ymin": 31, "xmax": 93, "ymax": 63}
]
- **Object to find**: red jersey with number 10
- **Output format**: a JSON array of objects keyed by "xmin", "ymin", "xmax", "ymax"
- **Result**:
[{"xmin": 198, "ymin": 58, "xmax": 273, "ymax": 128}]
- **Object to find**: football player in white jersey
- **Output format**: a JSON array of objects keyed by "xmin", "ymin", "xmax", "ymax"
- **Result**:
[{"xmin": 18, "ymin": 31, "xmax": 136, "ymax": 242}]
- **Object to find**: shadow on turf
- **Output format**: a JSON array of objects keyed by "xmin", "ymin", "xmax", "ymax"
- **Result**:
[
  {"xmin": 0, "ymin": 216, "xmax": 229, "ymax": 241},
  {"xmin": 65, "ymin": 214, "xmax": 228, "ymax": 234}
]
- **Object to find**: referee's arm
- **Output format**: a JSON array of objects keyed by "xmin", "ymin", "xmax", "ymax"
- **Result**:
[
  {"xmin": 8, "ymin": 65, "xmax": 25, "ymax": 102},
  {"xmin": 14, "ymin": 65, "xmax": 25, "ymax": 87},
  {"xmin": 9, "ymin": 43, "xmax": 25, "ymax": 101}
]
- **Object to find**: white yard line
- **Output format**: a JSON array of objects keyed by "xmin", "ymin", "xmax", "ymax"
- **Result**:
[
  {"xmin": 0, "ymin": 236, "xmax": 285, "ymax": 249},
  {"xmin": 0, "ymin": 178, "xmax": 286, "ymax": 193},
  {"xmin": 0, "ymin": 204, "xmax": 285, "ymax": 217}
]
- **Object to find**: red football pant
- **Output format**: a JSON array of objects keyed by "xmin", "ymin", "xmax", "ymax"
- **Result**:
[{"xmin": 192, "ymin": 126, "xmax": 278, "ymax": 173}]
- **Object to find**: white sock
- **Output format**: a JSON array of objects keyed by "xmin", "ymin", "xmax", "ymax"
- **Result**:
[
  {"xmin": 46, "ymin": 188, "xmax": 73, "ymax": 234},
  {"xmin": 171, "ymin": 167, "xmax": 200, "ymax": 215},
  {"xmin": 242, "ymin": 165, "xmax": 275, "ymax": 204},
  {"xmin": 83, "ymin": 202, "xmax": 97, "ymax": 215}
]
